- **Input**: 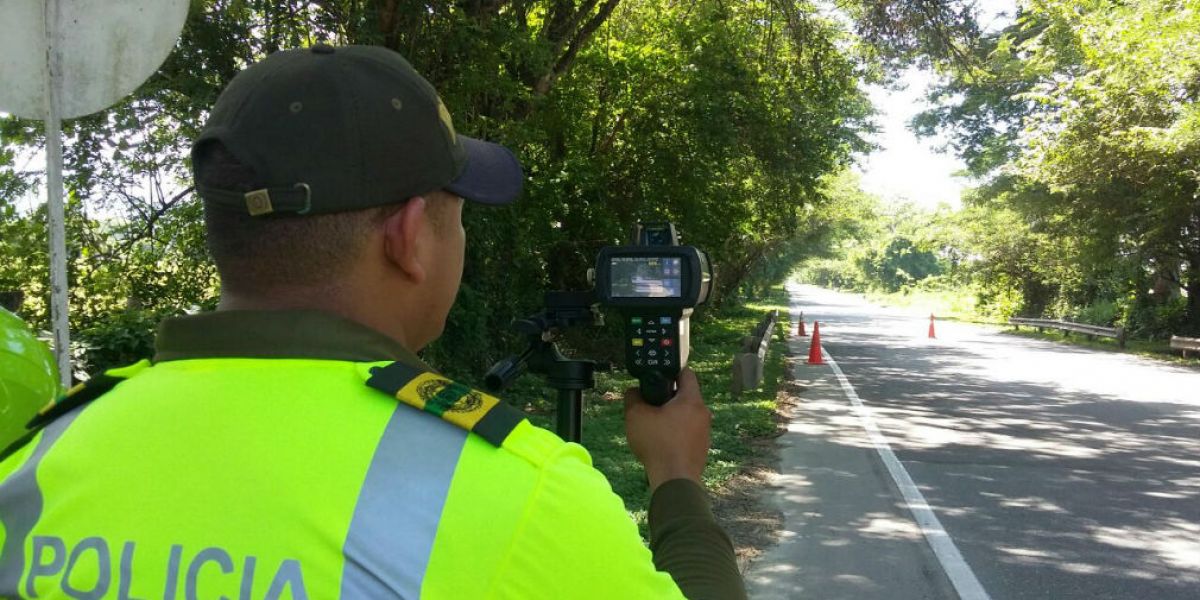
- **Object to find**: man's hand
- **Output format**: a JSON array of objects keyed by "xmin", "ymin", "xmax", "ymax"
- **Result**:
[{"xmin": 624, "ymin": 368, "xmax": 712, "ymax": 493}]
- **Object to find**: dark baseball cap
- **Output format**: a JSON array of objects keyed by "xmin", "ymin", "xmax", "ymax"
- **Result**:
[{"xmin": 193, "ymin": 44, "xmax": 522, "ymax": 216}]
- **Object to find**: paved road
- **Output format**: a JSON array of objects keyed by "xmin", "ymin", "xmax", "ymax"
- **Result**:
[{"xmin": 746, "ymin": 284, "xmax": 1200, "ymax": 600}]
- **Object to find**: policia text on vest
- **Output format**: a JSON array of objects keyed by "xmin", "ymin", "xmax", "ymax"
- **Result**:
[{"xmin": 23, "ymin": 536, "xmax": 307, "ymax": 600}]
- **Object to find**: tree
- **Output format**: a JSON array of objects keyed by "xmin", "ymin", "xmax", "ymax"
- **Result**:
[
  {"xmin": 913, "ymin": 0, "xmax": 1200, "ymax": 333},
  {"xmin": 3, "ymin": 0, "xmax": 918, "ymax": 374}
]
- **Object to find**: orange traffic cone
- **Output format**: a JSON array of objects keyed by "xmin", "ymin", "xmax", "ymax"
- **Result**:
[
  {"xmin": 807, "ymin": 321, "xmax": 826, "ymax": 365},
  {"xmin": 928, "ymin": 313, "xmax": 937, "ymax": 339},
  {"xmin": 797, "ymin": 312, "xmax": 808, "ymax": 337}
]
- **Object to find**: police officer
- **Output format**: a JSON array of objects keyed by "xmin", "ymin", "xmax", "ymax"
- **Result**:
[
  {"xmin": 0, "ymin": 307, "xmax": 60, "ymax": 451},
  {"xmin": 0, "ymin": 45, "xmax": 745, "ymax": 599}
]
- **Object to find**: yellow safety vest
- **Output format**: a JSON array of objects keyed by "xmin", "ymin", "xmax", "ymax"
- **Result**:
[{"xmin": 0, "ymin": 358, "xmax": 685, "ymax": 599}]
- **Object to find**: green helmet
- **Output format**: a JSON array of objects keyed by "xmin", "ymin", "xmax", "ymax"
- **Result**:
[{"xmin": 0, "ymin": 307, "xmax": 60, "ymax": 449}]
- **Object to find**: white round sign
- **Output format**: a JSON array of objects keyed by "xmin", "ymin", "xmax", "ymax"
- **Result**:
[{"xmin": 0, "ymin": 0, "xmax": 190, "ymax": 119}]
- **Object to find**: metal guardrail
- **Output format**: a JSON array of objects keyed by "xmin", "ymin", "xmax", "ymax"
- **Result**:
[
  {"xmin": 1170, "ymin": 336, "xmax": 1200, "ymax": 358},
  {"xmin": 1009, "ymin": 317, "xmax": 1127, "ymax": 348},
  {"xmin": 732, "ymin": 310, "xmax": 778, "ymax": 394}
]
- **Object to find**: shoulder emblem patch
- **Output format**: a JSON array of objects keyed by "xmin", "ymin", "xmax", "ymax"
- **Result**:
[{"xmin": 366, "ymin": 362, "xmax": 526, "ymax": 447}]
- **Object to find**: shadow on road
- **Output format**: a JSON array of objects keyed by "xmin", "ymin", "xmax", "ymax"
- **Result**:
[{"xmin": 806, "ymin": 306, "xmax": 1200, "ymax": 598}]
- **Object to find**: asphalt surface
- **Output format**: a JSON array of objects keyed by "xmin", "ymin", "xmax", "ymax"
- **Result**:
[{"xmin": 746, "ymin": 284, "xmax": 1200, "ymax": 600}]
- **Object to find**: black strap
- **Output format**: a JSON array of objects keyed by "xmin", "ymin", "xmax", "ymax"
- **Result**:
[
  {"xmin": 0, "ymin": 375, "xmax": 124, "ymax": 463},
  {"xmin": 196, "ymin": 184, "xmax": 312, "ymax": 216},
  {"xmin": 364, "ymin": 361, "xmax": 424, "ymax": 396},
  {"xmin": 469, "ymin": 402, "xmax": 528, "ymax": 448}
]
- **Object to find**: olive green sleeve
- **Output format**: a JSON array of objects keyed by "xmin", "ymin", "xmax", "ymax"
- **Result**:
[{"xmin": 648, "ymin": 479, "xmax": 747, "ymax": 600}]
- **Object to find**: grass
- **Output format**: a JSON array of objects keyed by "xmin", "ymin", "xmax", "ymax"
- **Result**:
[
  {"xmin": 1005, "ymin": 327, "xmax": 1200, "ymax": 367},
  {"xmin": 863, "ymin": 285, "xmax": 1004, "ymax": 325},
  {"xmin": 505, "ymin": 286, "xmax": 791, "ymax": 529}
]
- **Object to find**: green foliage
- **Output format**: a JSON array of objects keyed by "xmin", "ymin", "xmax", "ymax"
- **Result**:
[
  {"xmin": 840, "ymin": 0, "xmax": 983, "ymax": 71},
  {"xmin": 856, "ymin": 237, "xmax": 942, "ymax": 292},
  {"xmin": 0, "ymin": 0, "xmax": 905, "ymax": 377},
  {"xmin": 1127, "ymin": 296, "xmax": 1190, "ymax": 340},
  {"xmin": 0, "ymin": 1, "xmax": 998, "ymax": 378},
  {"xmin": 798, "ymin": 176, "xmax": 958, "ymax": 297},
  {"xmin": 74, "ymin": 309, "xmax": 167, "ymax": 375},
  {"xmin": 905, "ymin": 0, "xmax": 1200, "ymax": 337}
]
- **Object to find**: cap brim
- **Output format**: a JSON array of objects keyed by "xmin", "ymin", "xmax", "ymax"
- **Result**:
[{"xmin": 445, "ymin": 136, "xmax": 523, "ymax": 205}]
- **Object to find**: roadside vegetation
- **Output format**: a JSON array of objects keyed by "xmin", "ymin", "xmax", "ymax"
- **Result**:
[
  {"xmin": 3, "ymin": 0, "xmax": 969, "ymax": 378},
  {"xmin": 799, "ymin": 1, "xmax": 1200, "ymax": 353},
  {"xmin": 0, "ymin": 0, "xmax": 998, "ymax": 421}
]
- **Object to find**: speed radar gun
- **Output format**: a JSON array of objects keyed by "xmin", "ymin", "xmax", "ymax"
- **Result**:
[
  {"xmin": 595, "ymin": 223, "xmax": 713, "ymax": 404},
  {"xmin": 485, "ymin": 222, "xmax": 712, "ymax": 443}
]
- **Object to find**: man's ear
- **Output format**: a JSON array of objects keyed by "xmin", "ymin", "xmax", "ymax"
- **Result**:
[{"xmin": 382, "ymin": 196, "xmax": 428, "ymax": 284}]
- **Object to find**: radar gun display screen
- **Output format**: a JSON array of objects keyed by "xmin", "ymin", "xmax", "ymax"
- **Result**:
[{"xmin": 609, "ymin": 257, "xmax": 683, "ymax": 298}]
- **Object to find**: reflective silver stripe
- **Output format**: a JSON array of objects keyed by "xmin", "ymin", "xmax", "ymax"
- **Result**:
[
  {"xmin": 0, "ymin": 407, "xmax": 86, "ymax": 596},
  {"xmin": 339, "ymin": 406, "xmax": 468, "ymax": 599}
]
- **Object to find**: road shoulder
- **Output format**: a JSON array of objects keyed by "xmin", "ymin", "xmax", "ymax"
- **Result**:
[{"xmin": 743, "ymin": 314, "xmax": 957, "ymax": 600}]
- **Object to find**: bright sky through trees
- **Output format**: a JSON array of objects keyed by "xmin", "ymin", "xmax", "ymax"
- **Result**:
[
  {"xmin": 857, "ymin": 68, "xmax": 970, "ymax": 209},
  {"xmin": 856, "ymin": 0, "xmax": 1016, "ymax": 210}
]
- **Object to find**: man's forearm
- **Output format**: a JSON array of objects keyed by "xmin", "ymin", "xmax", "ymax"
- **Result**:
[{"xmin": 648, "ymin": 479, "xmax": 747, "ymax": 600}]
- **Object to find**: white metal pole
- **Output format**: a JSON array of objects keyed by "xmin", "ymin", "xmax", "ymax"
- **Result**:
[
  {"xmin": 45, "ymin": 0, "xmax": 71, "ymax": 388},
  {"xmin": 46, "ymin": 116, "xmax": 71, "ymax": 388}
]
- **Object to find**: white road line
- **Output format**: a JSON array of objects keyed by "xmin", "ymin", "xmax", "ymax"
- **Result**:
[{"xmin": 823, "ymin": 347, "xmax": 992, "ymax": 600}]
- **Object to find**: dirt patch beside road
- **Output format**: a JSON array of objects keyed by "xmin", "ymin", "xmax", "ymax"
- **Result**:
[{"xmin": 711, "ymin": 357, "xmax": 806, "ymax": 572}]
